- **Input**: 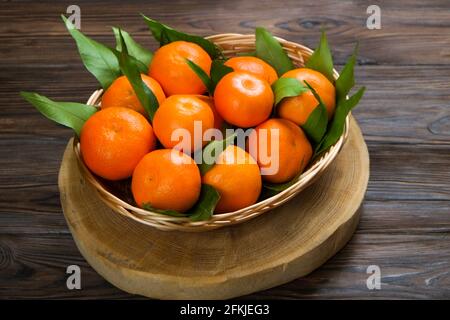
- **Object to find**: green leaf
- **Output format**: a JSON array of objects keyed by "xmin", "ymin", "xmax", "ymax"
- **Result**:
[
  {"xmin": 142, "ymin": 203, "xmax": 188, "ymax": 217},
  {"xmin": 114, "ymin": 29, "xmax": 159, "ymax": 120},
  {"xmin": 185, "ymin": 58, "xmax": 233, "ymax": 96},
  {"xmin": 315, "ymin": 87, "xmax": 366, "ymax": 155},
  {"xmin": 210, "ymin": 60, "xmax": 234, "ymax": 91},
  {"xmin": 62, "ymin": 15, "xmax": 120, "ymax": 89},
  {"xmin": 305, "ymin": 31, "xmax": 335, "ymax": 83},
  {"xmin": 263, "ymin": 178, "xmax": 298, "ymax": 194},
  {"xmin": 271, "ymin": 78, "xmax": 310, "ymax": 105},
  {"xmin": 255, "ymin": 27, "xmax": 294, "ymax": 76},
  {"xmin": 142, "ymin": 184, "xmax": 221, "ymax": 221},
  {"xmin": 185, "ymin": 58, "xmax": 214, "ymax": 94},
  {"xmin": 159, "ymin": 29, "xmax": 171, "ymax": 46},
  {"xmin": 335, "ymin": 43, "xmax": 358, "ymax": 105},
  {"xmin": 142, "ymin": 15, "xmax": 222, "ymax": 59},
  {"xmin": 301, "ymin": 81, "xmax": 329, "ymax": 145},
  {"xmin": 113, "ymin": 27, "xmax": 153, "ymax": 73},
  {"xmin": 189, "ymin": 184, "xmax": 221, "ymax": 221},
  {"xmin": 20, "ymin": 91, "xmax": 97, "ymax": 137},
  {"xmin": 198, "ymin": 132, "xmax": 237, "ymax": 175}
]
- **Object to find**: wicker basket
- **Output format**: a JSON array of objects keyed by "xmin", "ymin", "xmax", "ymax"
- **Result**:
[{"xmin": 73, "ymin": 33, "xmax": 350, "ymax": 232}]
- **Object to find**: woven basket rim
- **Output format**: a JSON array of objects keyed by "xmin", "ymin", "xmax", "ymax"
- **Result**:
[{"xmin": 73, "ymin": 33, "xmax": 350, "ymax": 231}]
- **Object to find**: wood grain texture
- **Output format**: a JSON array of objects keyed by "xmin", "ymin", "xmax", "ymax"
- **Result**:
[
  {"xmin": 0, "ymin": 0, "xmax": 450, "ymax": 299},
  {"xmin": 2, "ymin": 0, "xmax": 450, "ymax": 65}
]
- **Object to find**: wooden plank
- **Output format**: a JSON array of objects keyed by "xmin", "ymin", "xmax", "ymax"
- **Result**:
[
  {"xmin": 0, "ymin": 233, "xmax": 139, "ymax": 299},
  {"xmin": 354, "ymin": 66, "xmax": 450, "ymax": 145},
  {"xmin": 248, "ymin": 200, "xmax": 450, "ymax": 299},
  {"xmin": 1, "ymin": 222, "xmax": 449, "ymax": 299},
  {"xmin": 1, "ymin": 0, "xmax": 450, "ymax": 65},
  {"xmin": 245, "ymin": 234, "xmax": 450, "ymax": 299},
  {"xmin": 366, "ymin": 143, "xmax": 450, "ymax": 201},
  {"xmin": 359, "ymin": 201, "xmax": 450, "ymax": 234}
]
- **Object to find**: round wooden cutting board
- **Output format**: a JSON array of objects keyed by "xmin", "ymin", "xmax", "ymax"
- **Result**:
[{"xmin": 58, "ymin": 116, "xmax": 369, "ymax": 300}]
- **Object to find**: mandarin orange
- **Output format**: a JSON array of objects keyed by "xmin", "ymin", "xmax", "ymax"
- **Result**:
[
  {"xmin": 149, "ymin": 41, "xmax": 212, "ymax": 96},
  {"xmin": 202, "ymin": 145, "xmax": 261, "ymax": 213},
  {"xmin": 152, "ymin": 95, "xmax": 215, "ymax": 153},
  {"xmin": 214, "ymin": 71, "xmax": 273, "ymax": 128},
  {"xmin": 132, "ymin": 149, "xmax": 201, "ymax": 212},
  {"xmin": 224, "ymin": 56, "xmax": 278, "ymax": 84},
  {"xmin": 80, "ymin": 107, "xmax": 156, "ymax": 180},
  {"xmin": 278, "ymin": 68, "xmax": 335, "ymax": 126},
  {"xmin": 248, "ymin": 118, "xmax": 312, "ymax": 183},
  {"xmin": 101, "ymin": 74, "xmax": 165, "ymax": 116},
  {"xmin": 195, "ymin": 95, "xmax": 224, "ymax": 130}
]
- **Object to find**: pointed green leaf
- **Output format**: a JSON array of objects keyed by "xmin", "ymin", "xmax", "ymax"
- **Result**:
[
  {"xmin": 210, "ymin": 60, "xmax": 234, "ymax": 91},
  {"xmin": 142, "ymin": 15, "xmax": 222, "ymax": 59},
  {"xmin": 62, "ymin": 15, "xmax": 120, "ymax": 89},
  {"xmin": 20, "ymin": 91, "xmax": 97, "ymax": 136},
  {"xmin": 271, "ymin": 78, "xmax": 310, "ymax": 105},
  {"xmin": 255, "ymin": 27, "xmax": 294, "ymax": 76},
  {"xmin": 159, "ymin": 28, "xmax": 171, "ymax": 46},
  {"xmin": 263, "ymin": 177, "xmax": 298, "ymax": 195},
  {"xmin": 305, "ymin": 31, "xmax": 335, "ymax": 83},
  {"xmin": 185, "ymin": 58, "xmax": 214, "ymax": 94},
  {"xmin": 114, "ymin": 29, "xmax": 159, "ymax": 120},
  {"xmin": 315, "ymin": 87, "xmax": 366, "ymax": 155},
  {"xmin": 189, "ymin": 184, "xmax": 221, "ymax": 221},
  {"xmin": 301, "ymin": 81, "xmax": 328, "ymax": 144},
  {"xmin": 113, "ymin": 27, "xmax": 153, "ymax": 72},
  {"xmin": 335, "ymin": 43, "xmax": 358, "ymax": 105}
]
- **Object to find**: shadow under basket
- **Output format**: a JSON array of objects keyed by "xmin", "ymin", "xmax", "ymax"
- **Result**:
[{"xmin": 73, "ymin": 33, "xmax": 350, "ymax": 232}]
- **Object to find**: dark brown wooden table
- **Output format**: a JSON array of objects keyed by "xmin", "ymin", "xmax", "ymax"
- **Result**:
[{"xmin": 1, "ymin": 0, "xmax": 449, "ymax": 299}]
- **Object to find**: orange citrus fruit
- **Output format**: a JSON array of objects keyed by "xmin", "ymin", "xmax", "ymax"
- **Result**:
[
  {"xmin": 224, "ymin": 56, "xmax": 278, "ymax": 84},
  {"xmin": 202, "ymin": 145, "xmax": 262, "ymax": 213},
  {"xmin": 214, "ymin": 71, "xmax": 274, "ymax": 128},
  {"xmin": 195, "ymin": 95, "xmax": 224, "ymax": 130},
  {"xmin": 148, "ymin": 41, "xmax": 212, "ymax": 96},
  {"xmin": 248, "ymin": 118, "xmax": 312, "ymax": 183},
  {"xmin": 101, "ymin": 74, "xmax": 166, "ymax": 116},
  {"xmin": 278, "ymin": 68, "xmax": 336, "ymax": 126},
  {"xmin": 132, "ymin": 149, "xmax": 201, "ymax": 212},
  {"xmin": 152, "ymin": 95, "xmax": 215, "ymax": 153},
  {"xmin": 80, "ymin": 107, "xmax": 156, "ymax": 180}
]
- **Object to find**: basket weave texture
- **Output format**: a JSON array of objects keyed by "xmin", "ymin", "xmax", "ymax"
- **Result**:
[{"xmin": 73, "ymin": 33, "xmax": 350, "ymax": 232}]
